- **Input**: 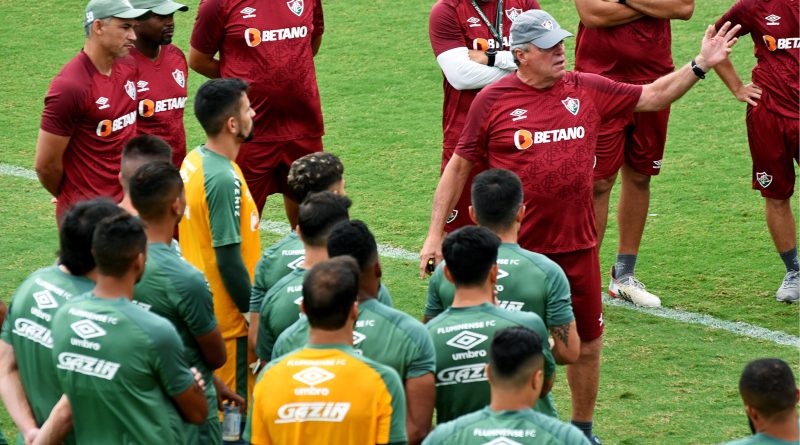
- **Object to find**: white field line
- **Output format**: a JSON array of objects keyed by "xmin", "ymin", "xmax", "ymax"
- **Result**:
[{"xmin": 2, "ymin": 162, "xmax": 797, "ymax": 347}]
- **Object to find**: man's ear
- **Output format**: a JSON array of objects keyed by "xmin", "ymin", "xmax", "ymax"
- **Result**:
[
  {"xmin": 443, "ymin": 264, "xmax": 454, "ymax": 284},
  {"xmin": 468, "ymin": 206, "xmax": 478, "ymax": 224},
  {"xmin": 374, "ymin": 261, "xmax": 382, "ymax": 280},
  {"xmin": 516, "ymin": 205, "xmax": 525, "ymax": 223},
  {"xmin": 488, "ymin": 263, "xmax": 499, "ymax": 286}
]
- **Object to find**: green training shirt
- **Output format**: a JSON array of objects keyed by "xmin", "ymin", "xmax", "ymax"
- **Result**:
[
  {"xmin": 271, "ymin": 298, "xmax": 435, "ymax": 379},
  {"xmin": 426, "ymin": 303, "xmax": 557, "ymax": 423},
  {"xmin": 51, "ymin": 293, "xmax": 195, "ymax": 444},
  {"xmin": 0, "ymin": 266, "xmax": 94, "ymax": 445},
  {"xmin": 426, "ymin": 243, "xmax": 574, "ymax": 329},
  {"xmin": 255, "ymin": 269, "xmax": 393, "ymax": 360},
  {"xmin": 133, "ymin": 242, "xmax": 221, "ymax": 445},
  {"xmin": 249, "ymin": 232, "xmax": 304, "ymax": 312},
  {"xmin": 423, "ymin": 406, "xmax": 590, "ymax": 445},
  {"xmin": 726, "ymin": 431, "xmax": 800, "ymax": 445}
]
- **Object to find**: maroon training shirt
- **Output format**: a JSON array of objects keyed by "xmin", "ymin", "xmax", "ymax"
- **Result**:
[
  {"xmin": 191, "ymin": 0, "xmax": 324, "ymax": 143},
  {"xmin": 574, "ymin": 17, "xmax": 674, "ymax": 82},
  {"xmin": 429, "ymin": 0, "xmax": 539, "ymax": 152},
  {"xmin": 716, "ymin": 0, "xmax": 799, "ymax": 119},
  {"xmin": 130, "ymin": 44, "xmax": 188, "ymax": 166},
  {"xmin": 455, "ymin": 72, "xmax": 642, "ymax": 253},
  {"xmin": 40, "ymin": 51, "xmax": 139, "ymax": 221}
]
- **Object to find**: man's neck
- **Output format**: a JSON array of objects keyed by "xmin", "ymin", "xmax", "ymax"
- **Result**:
[
  {"xmin": 516, "ymin": 70, "xmax": 558, "ymax": 91},
  {"xmin": 143, "ymin": 218, "xmax": 177, "ymax": 245},
  {"xmin": 489, "ymin": 387, "xmax": 537, "ymax": 412},
  {"xmin": 452, "ymin": 285, "xmax": 494, "ymax": 308},
  {"xmin": 204, "ymin": 138, "xmax": 239, "ymax": 162},
  {"xmin": 356, "ymin": 287, "xmax": 378, "ymax": 304},
  {"xmin": 134, "ymin": 40, "xmax": 161, "ymax": 61},
  {"xmin": 760, "ymin": 411, "xmax": 800, "ymax": 442},
  {"xmin": 492, "ymin": 226, "xmax": 518, "ymax": 244},
  {"xmin": 307, "ymin": 327, "xmax": 353, "ymax": 346},
  {"xmin": 93, "ymin": 276, "xmax": 135, "ymax": 301},
  {"xmin": 58, "ymin": 265, "xmax": 98, "ymax": 283},
  {"xmin": 302, "ymin": 246, "xmax": 328, "ymax": 270},
  {"xmin": 118, "ymin": 194, "xmax": 139, "ymax": 217},
  {"xmin": 84, "ymin": 39, "xmax": 116, "ymax": 76}
]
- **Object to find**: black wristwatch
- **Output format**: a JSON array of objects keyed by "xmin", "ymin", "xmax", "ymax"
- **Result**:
[
  {"xmin": 486, "ymin": 48, "xmax": 497, "ymax": 67},
  {"xmin": 691, "ymin": 58, "xmax": 706, "ymax": 79}
]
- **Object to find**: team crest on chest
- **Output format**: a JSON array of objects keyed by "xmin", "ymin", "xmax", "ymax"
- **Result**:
[
  {"xmin": 756, "ymin": 172, "xmax": 772, "ymax": 188},
  {"xmin": 172, "ymin": 69, "xmax": 186, "ymax": 88},
  {"xmin": 561, "ymin": 97, "xmax": 579, "ymax": 115},
  {"xmin": 124, "ymin": 81, "xmax": 136, "ymax": 101},
  {"xmin": 505, "ymin": 8, "xmax": 523, "ymax": 21},
  {"xmin": 287, "ymin": 0, "xmax": 303, "ymax": 16}
]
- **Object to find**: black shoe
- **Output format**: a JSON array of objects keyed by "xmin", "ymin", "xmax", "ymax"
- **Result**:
[{"xmin": 590, "ymin": 436, "xmax": 603, "ymax": 445}]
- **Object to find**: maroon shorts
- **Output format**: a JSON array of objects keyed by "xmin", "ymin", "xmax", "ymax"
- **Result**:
[
  {"xmin": 594, "ymin": 106, "xmax": 671, "ymax": 180},
  {"xmin": 442, "ymin": 146, "xmax": 486, "ymax": 232},
  {"xmin": 746, "ymin": 104, "xmax": 799, "ymax": 200},
  {"xmin": 235, "ymin": 138, "xmax": 323, "ymax": 213},
  {"xmin": 545, "ymin": 247, "xmax": 603, "ymax": 342}
]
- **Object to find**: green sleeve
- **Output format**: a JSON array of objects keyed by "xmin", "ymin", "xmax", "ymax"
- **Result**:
[
  {"xmin": 215, "ymin": 244, "xmax": 251, "ymax": 313},
  {"xmin": 424, "ymin": 265, "xmax": 446, "ymax": 318},
  {"xmin": 255, "ymin": 293, "xmax": 277, "ymax": 360},
  {"xmin": 405, "ymin": 323, "xmax": 436, "ymax": 378},
  {"xmin": 521, "ymin": 314, "xmax": 556, "ymax": 380},
  {"xmin": 271, "ymin": 319, "xmax": 308, "ymax": 360},
  {"xmin": 175, "ymin": 271, "xmax": 218, "ymax": 337},
  {"xmin": 377, "ymin": 365, "xmax": 408, "ymax": 445},
  {"xmin": 249, "ymin": 256, "xmax": 270, "ymax": 313},
  {"xmin": 377, "ymin": 283, "xmax": 393, "ymax": 307},
  {"xmin": 421, "ymin": 421, "xmax": 454, "ymax": 445},
  {"xmin": 152, "ymin": 319, "xmax": 195, "ymax": 397},
  {"xmin": 205, "ymin": 168, "xmax": 242, "ymax": 247},
  {"xmin": 544, "ymin": 262, "xmax": 575, "ymax": 327}
]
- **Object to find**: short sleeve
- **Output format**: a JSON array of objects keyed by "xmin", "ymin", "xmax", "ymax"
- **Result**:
[
  {"xmin": 249, "ymin": 376, "xmax": 273, "ymax": 445},
  {"xmin": 250, "ymin": 256, "xmax": 270, "ymax": 312},
  {"xmin": 454, "ymin": 87, "xmax": 498, "ymax": 164},
  {"xmin": 544, "ymin": 263, "xmax": 574, "ymax": 327},
  {"xmin": 715, "ymin": 0, "xmax": 753, "ymax": 36},
  {"xmin": 152, "ymin": 321, "xmax": 195, "ymax": 396},
  {"xmin": 429, "ymin": 2, "xmax": 466, "ymax": 56},
  {"xmin": 375, "ymin": 365, "xmax": 407, "ymax": 445},
  {"xmin": 579, "ymin": 73, "xmax": 642, "ymax": 123},
  {"xmin": 405, "ymin": 324, "xmax": 436, "ymax": 378},
  {"xmin": 312, "ymin": 0, "xmax": 324, "ymax": 38},
  {"xmin": 256, "ymin": 293, "xmax": 277, "ymax": 360},
  {"xmin": 206, "ymin": 169, "xmax": 242, "ymax": 247},
  {"xmin": 175, "ymin": 271, "xmax": 218, "ymax": 337},
  {"xmin": 421, "ymin": 422, "xmax": 455, "ymax": 445},
  {"xmin": 424, "ymin": 265, "xmax": 446, "ymax": 318},
  {"xmin": 190, "ymin": 0, "xmax": 225, "ymax": 55},
  {"xmin": 40, "ymin": 76, "xmax": 87, "ymax": 137},
  {"xmin": 270, "ymin": 318, "xmax": 307, "ymax": 360},
  {"xmin": 377, "ymin": 284, "xmax": 393, "ymax": 307}
]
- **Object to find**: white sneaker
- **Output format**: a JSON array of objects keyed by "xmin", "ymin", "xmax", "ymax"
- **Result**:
[
  {"xmin": 608, "ymin": 268, "xmax": 662, "ymax": 307},
  {"xmin": 776, "ymin": 271, "xmax": 799, "ymax": 303}
]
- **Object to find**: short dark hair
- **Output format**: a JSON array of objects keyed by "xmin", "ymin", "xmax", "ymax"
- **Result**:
[
  {"xmin": 739, "ymin": 358, "xmax": 798, "ymax": 418},
  {"xmin": 298, "ymin": 192, "xmax": 352, "ymax": 247},
  {"xmin": 327, "ymin": 220, "xmax": 378, "ymax": 273},
  {"xmin": 59, "ymin": 199, "xmax": 126, "ymax": 276},
  {"xmin": 489, "ymin": 327, "xmax": 544, "ymax": 387},
  {"xmin": 92, "ymin": 213, "xmax": 147, "ymax": 278},
  {"xmin": 288, "ymin": 152, "xmax": 344, "ymax": 202},
  {"xmin": 194, "ymin": 78, "xmax": 249, "ymax": 136},
  {"xmin": 129, "ymin": 162, "xmax": 183, "ymax": 221},
  {"xmin": 472, "ymin": 169, "xmax": 523, "ymax": 232},
  {"xmin": 302, "ymin": 257, "xmax": 359, "ymax": 330},
  {"xmin": 442, "ymin": 226, "xmax": 500, "ymax": 287},
  {"xmin": 120, "ymin": 135, "xmax": 172, "ymax": 186}
]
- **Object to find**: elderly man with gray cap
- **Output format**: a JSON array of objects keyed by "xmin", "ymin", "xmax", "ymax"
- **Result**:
[
  {"xmin": 34, "ymin": 0, "xmax": 150, "ymax": 224},
  {"xmin": 420, "ymin": 9, "xmax": 741, "ymax": 444}
]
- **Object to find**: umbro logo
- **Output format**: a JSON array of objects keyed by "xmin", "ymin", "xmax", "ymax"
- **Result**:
[
  {"xmin": 766, "ymin": 14, "xmax": 780, "ymax": 25},
  {"xmin": 510, "ymin": 108, "xmax": 528, "ymax": 121},
  {"xmin": 352, "ymin": 331, "xmax": 366, "ymax": 345},
  {"xmin": 467, "ymin": 17, "xmax": 481, "ymax": 27},
  {"xmin": 95, "ymin": 97, "xmax": 110, "ymax": 110},
  {"xmin": 484, "ymin": 438, "xmax": 525, "ymax": 445},
  {"xmin": 241, "ymin": 7, "xmax": 256, "ymax": 18},
  {"xmin": 33, "ymin": 290, "xmax": 58, "ymax": 310},
  {"xmin": 293, "ymin": 367, "xmax": 335, "ymax": 386},
  {"xmin": 446, "ymin": 330, "xmax": 488, "ymax": 350},
  {"xmin": 136, "ymin": 80, "xmax": 149, "ymax": 92},
  {"xmin": 70, "ymin": 320, "xmax": 106, "ymax": 340},
  {"xmin": 288, "ymin": 256, "xmax": 305, "ymax": 270}
]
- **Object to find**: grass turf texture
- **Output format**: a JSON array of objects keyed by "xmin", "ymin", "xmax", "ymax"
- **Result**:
[{"xmin": 0, "ymin": 0, "xmax": 797, "ymax": 442}]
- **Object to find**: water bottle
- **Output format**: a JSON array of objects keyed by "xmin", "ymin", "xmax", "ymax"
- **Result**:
[{"xmin": 222, "ymin": 402, "xmax": 241, "ymax": 441}]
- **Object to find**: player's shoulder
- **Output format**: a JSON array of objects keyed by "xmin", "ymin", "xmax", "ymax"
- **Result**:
[
  {"xmin": 355, "ymin": 350, "xmax": 404, "ymax": 391},
  {"xmin": 488, "ymin": 302, "xmax": 546, "ymax": 327},
  {"xmin": 529, "ymin": 411, "xmax": 591, "ymax": 444},
  {"xmin": 50, "ymin": 53, "xmax": 93, "ymax": 93},
  {"xmin": 426, "ymin": 409, "xmax": 490, "ymax": 443},
  {"xmin": 508, "ymin": 244, "xmax": 562, "ymax": 272},
  {"xmin": 163, "ymin": 43, "xmax": 187, "ymax": 58},
  {"xmin": 431, "ymin": 0, "xmax": 460, "ymax": 13},
  {"xmin": 264, "ymin": 232, "xmax": 302, "ymax": 256},
  {"xmin": 364, "ymin": 299, "xmax": 428, "ymax": 337},
  {"xmin": 115, "ymin": 55, "xmax": 139, "ymax": 74}
]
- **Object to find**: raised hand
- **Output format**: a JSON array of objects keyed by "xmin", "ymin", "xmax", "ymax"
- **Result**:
[{"xmin": 696, "ymin": 22, "xmax": 742, "ymax": 70}]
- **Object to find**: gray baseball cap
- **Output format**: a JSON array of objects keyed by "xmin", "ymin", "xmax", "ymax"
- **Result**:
[
  {"xmin": 85, "ymin": 0, "xmax": 149, "ymax": 27},
  {"xmin": 131, "ymin": 0, "xmax": 189, "ymax": 15},
  {"xmin": 510, "ymin": 10, "xmax": 573, "ymax": 49}
]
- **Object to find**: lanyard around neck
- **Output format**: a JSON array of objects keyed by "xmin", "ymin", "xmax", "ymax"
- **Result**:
[{"xmin": 470, "ymin": 0, "xmax": 504, "ymax": 46}]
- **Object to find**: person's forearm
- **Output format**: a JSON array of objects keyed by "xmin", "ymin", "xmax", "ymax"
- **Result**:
[
  {"xmin": 215, "ymin": 245, "xmax": 252, "ymax": 313},
  {"xmin": 426, "ymin": 158, "xmax": 471, "ymax": 239},
  {"xmin": 714, "ymin": 58, "xmax": 744, "ymax": 96},
  {"xmin": 188, "ymin": 48, "xmax": 221, "ymax": 79},
  {"xmin": 0, "ymin": 346, "xmax": 39, "ymax": 439},
  {"xmin": 575, "ymin": 0, "xmax": 643, "ymax": 28},
  {"xmin": 32, "ymin": 395, "xmax": 72, "ymax": 445},
  {"xmin": 35, "ymin": 165, "xmax": 63, "ymax": 197},
  {"xmin": 639, "ymin": 61, "xmax": 700, "ymax": 112},
  {"xmin": 618, "ymin": 0, "xmax": 693, "ymax": 20},
  {"xmin": 311, "ymin": 35, "xmax": 322, "ymax": 56}
]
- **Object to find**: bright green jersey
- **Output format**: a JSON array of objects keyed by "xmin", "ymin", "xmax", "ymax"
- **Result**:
[
  {"xmin": 272, "ymin": 299, "xmax": 435, "ymax": 379},
  {"xmin": 51, "ymin": 293, "xmax": 195, "ymax": 444},
  {"xmin": 255, "ymin": 269, "xmax": 394, "ymax": 360},
  {"xmin": 426, "ymin": 303, "xmax": 557, "ymax": 423},
  {"xmin": 726, "ymin": 430, "xmax": 800, "ymax": 445},
  {"xmin": 249, "ymin": 232, "xmax": 304, "ymax": 312},
  {"xmin": 133, "ymin": 242, "xmax": 221, "ymax": 445},
  {"xmin": 426, "ymin": 243, "xmax": 574, "ymax": 329},
  {"xmin": 423, "ymin": 407, "xmax": 590, "ymax": 445},
  {"xmin": 0, "ymin": 266, "xmax": 94, "ymax": 445}
]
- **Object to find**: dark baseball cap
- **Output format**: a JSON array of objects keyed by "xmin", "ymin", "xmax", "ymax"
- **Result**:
[
  {"xmin": 510, "ymin": 10, "xmax": 573, "ymax": 49},
  {"xmin": 85, "ymin": 0, "xmax": 149, "ymax": 27},
  {"xmin": 131, "ymin": 0, "xmax": 189, "ymax": 15}
]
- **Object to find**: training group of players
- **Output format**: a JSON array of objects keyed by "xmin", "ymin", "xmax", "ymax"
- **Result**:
[{"xmin": 0, "ymin": 0, "xmax": 797, "ymax": 443}]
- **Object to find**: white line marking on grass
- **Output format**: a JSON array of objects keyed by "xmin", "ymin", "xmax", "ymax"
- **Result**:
[{"xmin": 2, "ymin": 163, "xmax": 796, "ymax": 347}]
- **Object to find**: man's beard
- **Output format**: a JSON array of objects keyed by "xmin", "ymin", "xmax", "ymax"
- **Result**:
[{"xmin": 237, "ymin": 128, "xmax": 254, "ymax": 143}]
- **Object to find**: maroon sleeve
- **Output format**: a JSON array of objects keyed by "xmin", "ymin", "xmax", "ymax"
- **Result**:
[
  {"xmin": 40, "ymin": 75, "xmax": 87, "ymax": 137},
  {"xmin": 429, "ymin": 1, "xmax": 465, "ymax": 56},
  {"xmin": 312, "ymin": 0, "xmax": 324, "ymax": 38},
  {"xmin": 579, "ymin": 73, "xmax": 643, "ymax": 122},
  {"xmin": 715, "ymin": 0, "xmax": 753, "ymax": 36},
  {"xmin": 190, "ymin": 0, "xmax": 225, "ymax": 55},
  {"xmin": 454, "ymin": 87, "xmax": 499, "ymax": 164}
]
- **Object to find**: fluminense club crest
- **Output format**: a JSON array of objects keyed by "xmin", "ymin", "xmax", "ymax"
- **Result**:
[
  {"xmin": 124, "ymin": 81, "xmax": 136, "ymax": 101},
  {"xmin": 172, "ymin": 69, "xmax": 186, "ymax": 88},
  {"xmin": 505, "ymin": 8, "xmax": 523, "ymax": 21},
  {"xmin": 287, "ymin": 0, "xmax": 303, "ymax": 16},
  {"xmin": 756, "ymin": 172, "xmax": 772, "ymax": 188},
  {"xmin": 561, "ymin": 97, "xmax": 579, "ymax": 115}
]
